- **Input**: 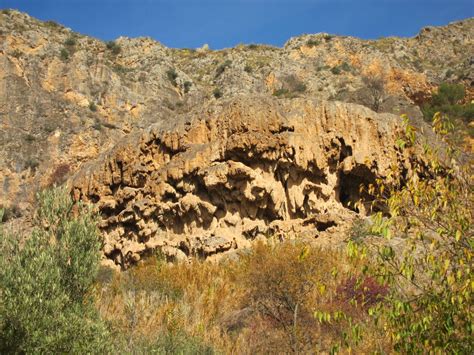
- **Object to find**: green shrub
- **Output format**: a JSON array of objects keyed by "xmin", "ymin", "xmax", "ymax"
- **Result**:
[
  {"xmin": 45, "ymin": 20, "xmax": 60, "ymax": 29},
  {"xmin": 315, "ymin": 64, "xmax": 330, "ymax": 72},
  {"xmin": 215, "ymin": 60, "xmax": 232, "ymax": 78},
  {"xmin": 24, "ymin": 157, "xmax": 40, "ymax": 171},
  {"xmin": 166, "ymin": 68, "xmax": 178, "ymax": 87},
  {"xmin": 323, "ymin": 34, "xmax": 334, "ymax": 41},
  {"xmin": 64, "ymin": 37, "xmax": 76, "ymax": 47},
  {"xmin": 113, "ymin": 64, "xmax": 131, "ymax": 75},
  {"xmin": 106, "ymin": 40, "xmax": 121, "ymax": 55},
  {"xmin": 272, "ymin": 88, "xmax": 289, "ymax": 97},
  {"xmin": 244, "ymin": 64, "xmax": 253, "ymax": 73},
  {"xmin": 339, "ymin": 61, "xmax": 352, "ymax": 72},
  {"xmin": 24, "ymin": 133, "xmax": 35, "ymax": 142},
  {"xmin": 432, "ymin": 83, "xmax": 465, "ymax": 106},
  {"xmin": 183, "ymin": 81, "xmax": 192, "ymax": 93},
  {"xmin": 213, "ymin": 87, "xmax": 223, "ymax": 99},
  {"xmin": 60, "ymin": 48, "xmax": 69, "ymax": 61},
  {"xmin": 444, "ymin": 69, "xmax": 454, "ymax": 79},
  {"xmin": 331, "ymin": 63, "xmax": 352, "ymax": 75},
  {"xmin": 306, "ymin": 39, "xmax": 320, "ymax": 47},
  {"xmin": 422, "ymin": 83, "xmax": 473, "ymax": 124},
  {"xmin": 89, "ymin": 102, "xmax": 97, "ymax": 112},
  {"xmin": 0, "ymin": 187, "xmax": 109, "ymax": 353},
  {"xmin": 92, "ymin": 120, "xmax": 102, "ymax": 130}
]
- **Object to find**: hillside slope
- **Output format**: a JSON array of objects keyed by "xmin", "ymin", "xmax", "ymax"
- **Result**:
[{"xmin": 1, "ymin": 10, "xmax": 472, "ymax": 266}]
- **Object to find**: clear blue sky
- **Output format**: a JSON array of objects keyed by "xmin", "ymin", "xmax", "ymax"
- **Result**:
[{"xmin": 2, "ymin": 0, "xmax": 473, "ymax": 49}]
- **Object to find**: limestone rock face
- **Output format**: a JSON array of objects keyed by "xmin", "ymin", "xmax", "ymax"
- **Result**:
[{"xmin": 72, "ymin": 97, "xmax": 407, "ymax": 267}]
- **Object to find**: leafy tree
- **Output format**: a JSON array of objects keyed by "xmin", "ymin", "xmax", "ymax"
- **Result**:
[
  {"xmin": 0, "ymin": 187, "xmax": 109, "ymax": 353},
  {"xmin": 348, "ymin": 113, "xmax": 473, "ymax": 353}
]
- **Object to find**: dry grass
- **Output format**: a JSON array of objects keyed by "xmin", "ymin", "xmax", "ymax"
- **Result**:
[{"xmin": 96, "ymin": 241, "xmax": 390, "ymax": 353}]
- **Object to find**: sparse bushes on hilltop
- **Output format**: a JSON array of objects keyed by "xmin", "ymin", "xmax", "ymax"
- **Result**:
[
  {"xmin": 44, "ymin": 20, "xmax": 61, "ymax": 29},
  {"xmin": 64, "ymin": 36, "xmax": 77, "ymax": 47},
  {"xmin": 106, "ymin": 40, "xmax": 121, "ymax": 55},
  {"xmin": 306, "ymin": 39, "xmax": 321, "ymax": 47}
]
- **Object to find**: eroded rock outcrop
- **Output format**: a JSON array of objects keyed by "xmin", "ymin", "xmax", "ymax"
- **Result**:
[
  {"xmin": 1, "ymin": 11, "xmax": 472, "ymax": 217},
  {"xmin": 72, "ymin": 97, "xmax": 409, "ymax": 267}
]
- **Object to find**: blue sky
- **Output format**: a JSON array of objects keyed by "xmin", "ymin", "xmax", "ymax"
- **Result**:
[{"xmin": 2, "ymin": 1, "xmax": 473, "ymax": 49}]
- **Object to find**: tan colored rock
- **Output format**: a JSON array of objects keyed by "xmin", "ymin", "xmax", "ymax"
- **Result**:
[
  {"xmin": 1, "ymin": 11, "xmax": 471, "ymax": 267},
  {"xmin": 71, "ymin": 97, "xmax": 411, "ymax": 267}
]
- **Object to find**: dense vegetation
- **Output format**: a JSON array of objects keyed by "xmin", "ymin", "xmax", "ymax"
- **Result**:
[
  {"xmin": 0, "ymin": 188, "xmax": 109, "ymax": 353},
  {"xmin": 349, "ymin": 113, "xmax": 473, "ymax": 353},
  {"xmin": 422, "ymin": 83, "xmax": 473, "ymax": 123},
  {"xmin": 0, "ymin": 115, "xmax": 472, "ymax": 353},
  {"xmin": 422, "ymin": 83, "xmax": 474, "ymax": 140}
]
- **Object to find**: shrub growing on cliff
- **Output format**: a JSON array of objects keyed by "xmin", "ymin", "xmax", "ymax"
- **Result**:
[
  {"xmin": 166, "ymin": 68, "xmax": 178, "ymax": 87},
  {"xmin": 106, "ymin": 40, "xmax": 121, "ymax": 55},
  {"xmin": 64, "ymin": 36, "xmax": 77, "ymax": 47},
  {"xmin": 183, "ymin": 80, "xmax": 192, "ymax": 93},
  {"xmin": 60, "ymin": 48, "xmax": 69, "ymax": 61},
  {"xmin": 422, "ymin": 82, "xmax": 473, "ymax": 123},
  {"xmin": 215, "ymin": 60, "xmax": 232, "ymax": 78},
  {"xmin": 0, "ymin": 187, "xmax": 109, "ymax": 353},
  {"xmin": 213, "ymin": 87, "xmax": 223, "ymax": 99},
  {"xmin": 273, "ymin": 74, "xmax": 306, "ymax": 98}
]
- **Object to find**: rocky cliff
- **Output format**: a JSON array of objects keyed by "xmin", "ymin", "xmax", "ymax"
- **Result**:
[
  {"xmin": 72, "ymin": 97, "xmax": 412, "ymax": 267},
  {"xmin": 1, "ymin": 10, "xmax": 472, "ymax": 267}
]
